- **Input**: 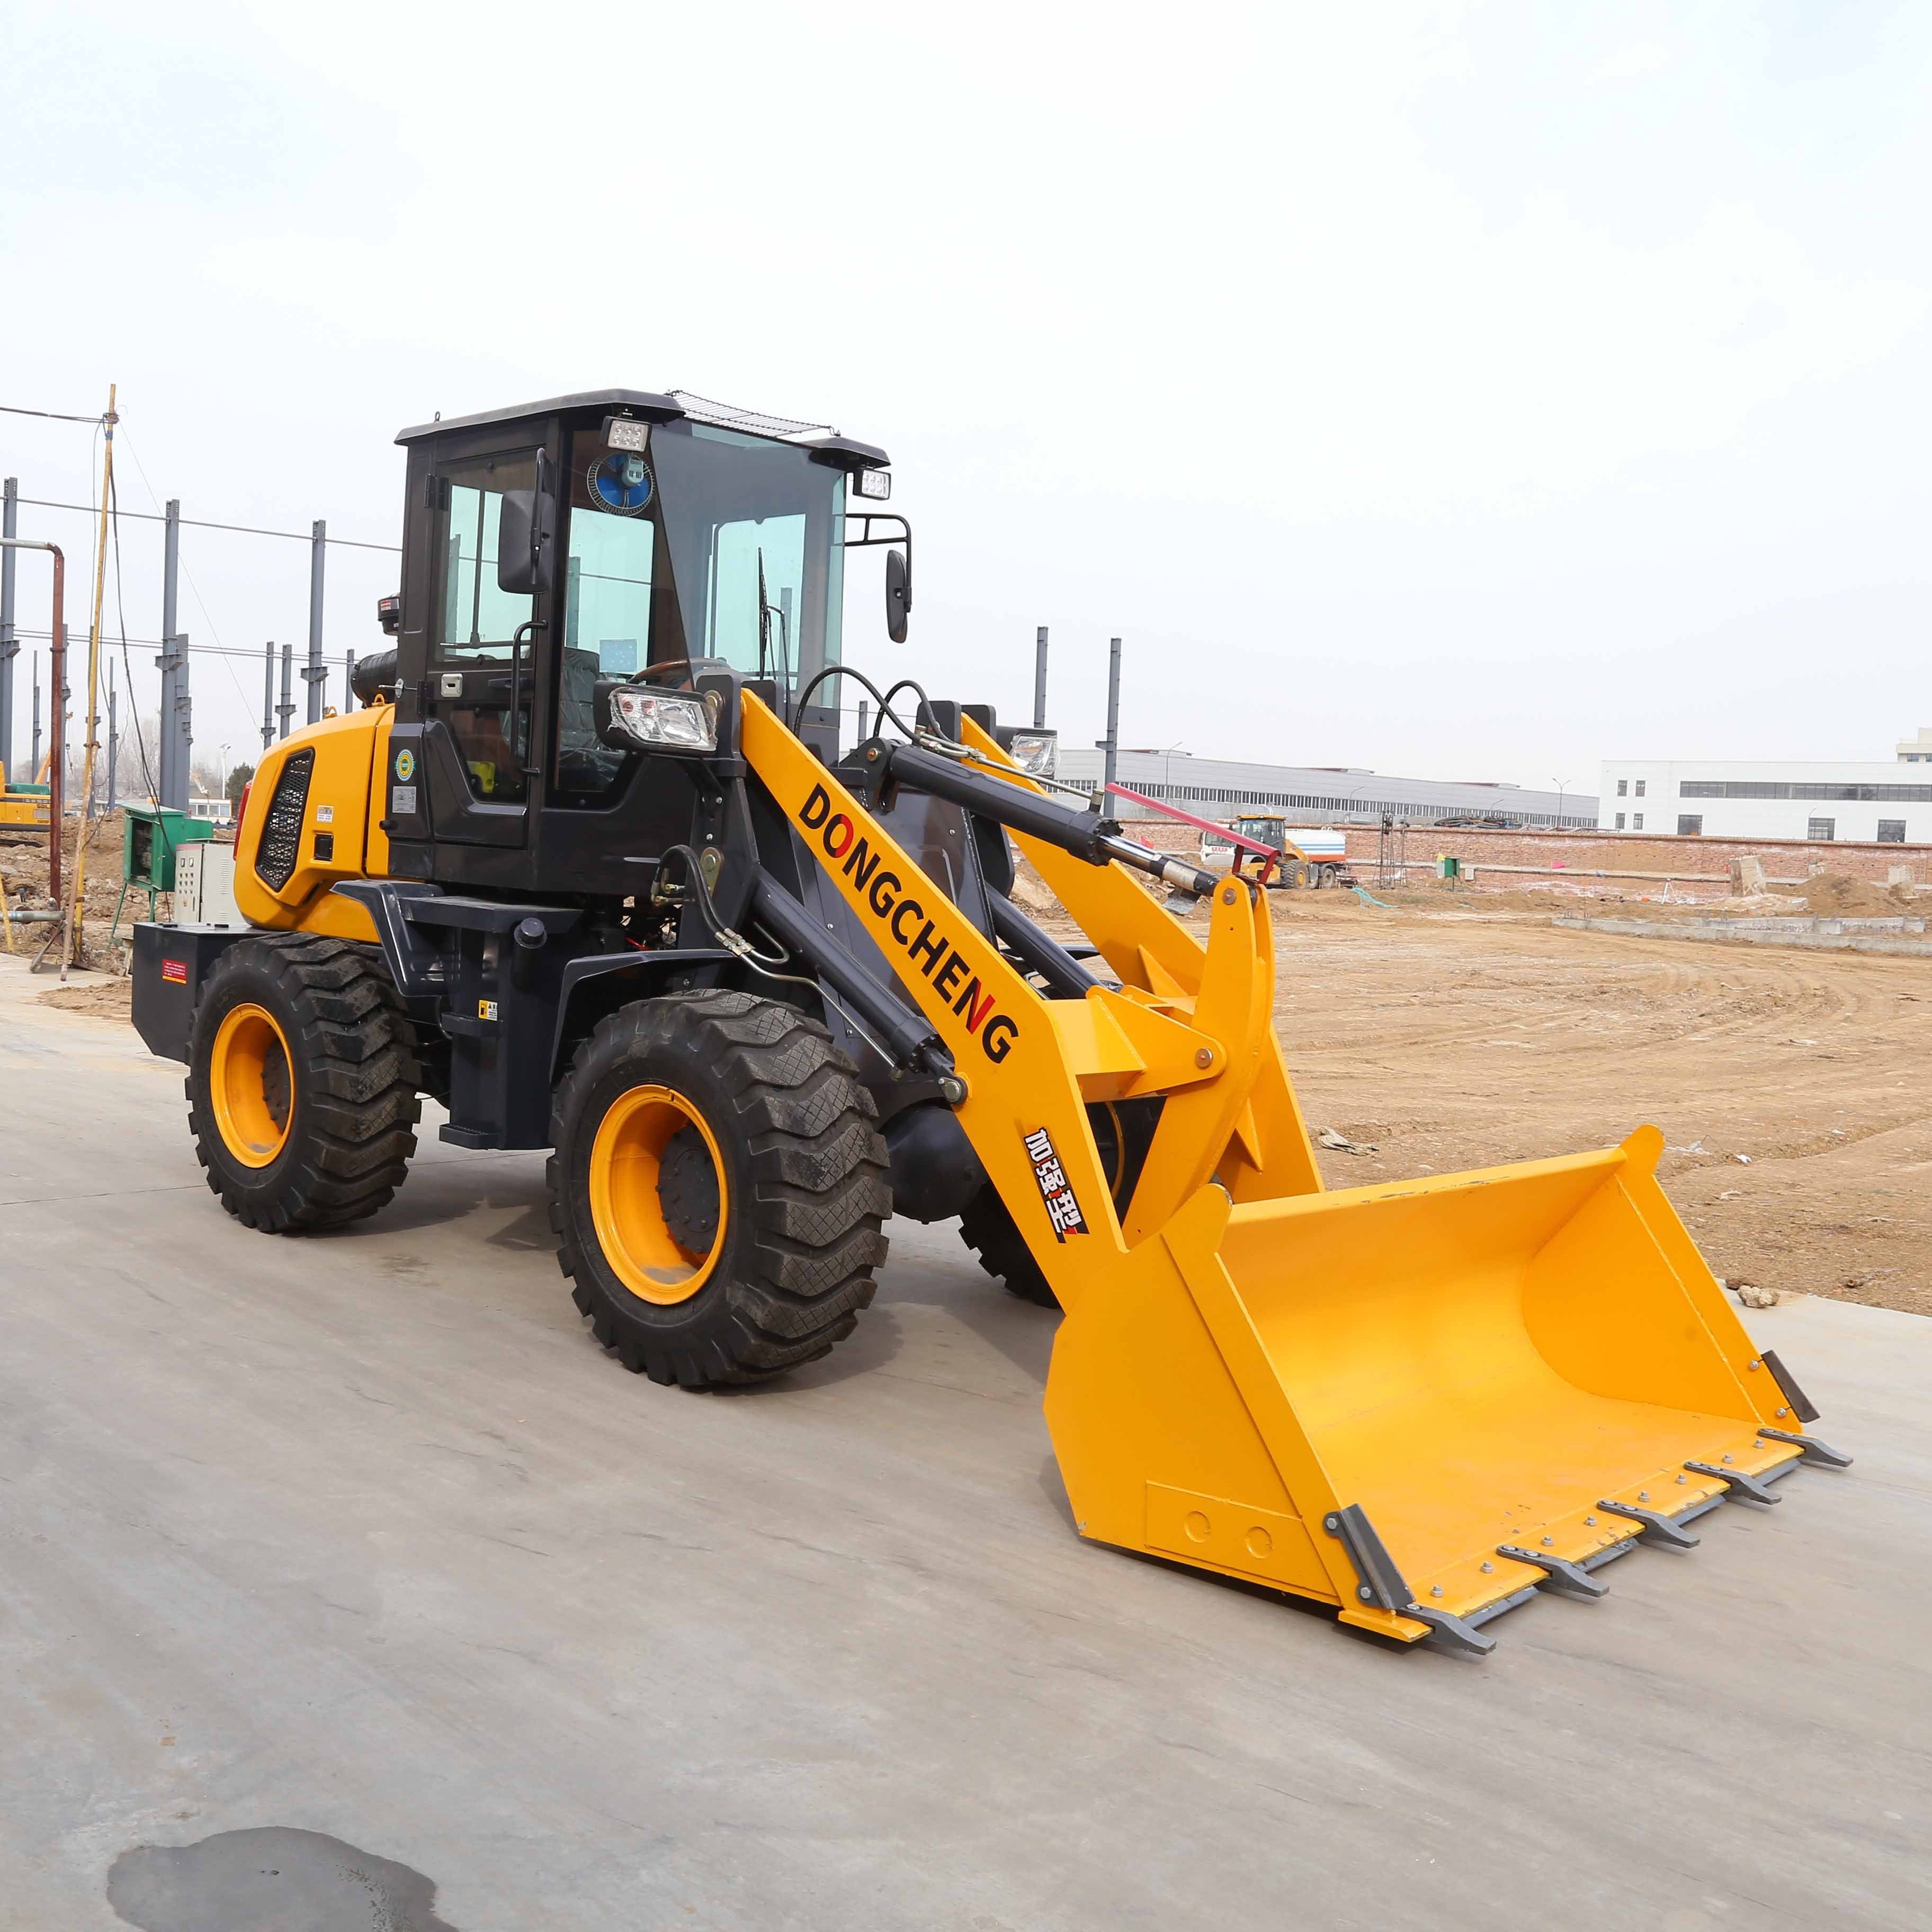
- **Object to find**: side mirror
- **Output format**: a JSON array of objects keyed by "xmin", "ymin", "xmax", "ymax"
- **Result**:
[
  {"xmin": 497, "ymin": 455, "xmax": 557, "ymax": 597},
  {"xmin": 885, "ymin": 547, "xmax": 910, "ymax": 645}
]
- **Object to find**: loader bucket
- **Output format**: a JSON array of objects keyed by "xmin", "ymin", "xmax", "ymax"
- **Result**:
[{"xmin": 1045, "ymin": 1124, "xmax": 1822, "ymax": 1648}]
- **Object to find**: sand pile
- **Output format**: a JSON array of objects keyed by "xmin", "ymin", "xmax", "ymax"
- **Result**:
[{"xmin": 1800, "ymin": 873, "xmax": 1920, "ymax": 918}]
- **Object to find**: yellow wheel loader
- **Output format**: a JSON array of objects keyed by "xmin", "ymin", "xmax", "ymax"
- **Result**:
[{"xmin": 130, "ymin": 389, "xmax": 1848, "ymax": 1654}]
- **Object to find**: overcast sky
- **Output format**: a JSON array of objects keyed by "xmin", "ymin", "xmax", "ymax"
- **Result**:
[{"xmin": 3, "ymin": 1, "xmax": 1927, "ymax": 799}]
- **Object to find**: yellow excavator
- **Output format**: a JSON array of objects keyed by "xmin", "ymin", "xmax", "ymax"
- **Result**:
[{"xmin": 130, "ymin": 389, "xmax": 1847, "ymax": 1654}]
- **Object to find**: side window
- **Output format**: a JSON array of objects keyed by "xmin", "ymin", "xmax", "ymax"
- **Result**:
[
  {"xmin": 435, "ymin": 452, "xmax": 536, "ymax": 660},
  {"xmin": 432, "ymin": 450, "xmax": 537, "ymax": 802}
]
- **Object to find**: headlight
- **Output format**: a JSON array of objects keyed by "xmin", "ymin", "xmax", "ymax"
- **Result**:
[
  {"xmin": 1006, "ymin": 730, "xmax": 1057, "ymax": 776},
  {"xmin": 855, "ymin": 468, "xmax": 891, "ymax": 500},
  {"xmin": 608, "ymin": 687, "xmax": 717, "ymax": 752}
]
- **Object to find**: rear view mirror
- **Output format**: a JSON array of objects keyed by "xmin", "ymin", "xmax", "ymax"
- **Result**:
[
  {"xmin": 885, "ymin": 547, "xmax": 909, "ymax": 645},
  {"xmin": 497, "ymin": 456, "xmax": 557, "ymax": 597}
]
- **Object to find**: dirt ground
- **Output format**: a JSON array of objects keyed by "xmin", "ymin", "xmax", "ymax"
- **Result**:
[
  {"xmin": 1249, "ymin": 892, "xmax": 1931, "ymax": 1318},
  {"xmin": 1, "ymin": 810, "xmax": 170, "ymax": 972},
  {"xmin": 26, "ymin": 865, "xmax": 1929, "ymax": 1319}
]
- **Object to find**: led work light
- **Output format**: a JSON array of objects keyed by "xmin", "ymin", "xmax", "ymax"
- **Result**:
[{"xmin": 608, "ymin": 687, "xmax": 717, "ymax": 753}]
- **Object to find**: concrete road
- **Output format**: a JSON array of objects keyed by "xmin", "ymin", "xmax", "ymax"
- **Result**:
[{"xmin": 3, "ymin": 956, "xmax": 1928, "ymax": 1930}]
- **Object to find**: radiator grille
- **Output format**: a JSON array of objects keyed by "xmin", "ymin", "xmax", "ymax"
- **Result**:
[{"xmin": 254, "ymin": 748, "xmax": 314, "ymax": 892}]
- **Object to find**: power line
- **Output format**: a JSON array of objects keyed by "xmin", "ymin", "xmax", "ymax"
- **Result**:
[
  {"xmin": 10, "ymin": 625, "xmax": 362, "ymax": 667},
  {"xmin": 10, "ymin": 495, "xmax": 400, "ymax": 554},
  {"xmin": 0, "ymin": 403, "xmax": 106, "ymax": 424}
]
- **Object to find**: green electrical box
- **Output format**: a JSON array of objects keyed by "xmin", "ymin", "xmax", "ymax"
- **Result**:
[
  {"xmin": 114, "ymin": 805, "xmax": 218, "ymax": 938},
  {"xmin": 123, "ymin": 804, "xmax": 215, "ymax": 892}
]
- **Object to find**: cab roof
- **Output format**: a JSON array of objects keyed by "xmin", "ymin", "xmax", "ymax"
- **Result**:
[{"xmin": 395, "ymin": 388, "xmax": 889, "ymax": 470}]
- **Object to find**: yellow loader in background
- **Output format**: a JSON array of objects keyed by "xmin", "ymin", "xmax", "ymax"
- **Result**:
[{"xmin": 130, "ymin": 389, "xmax": 1847, "ymax": 1655}]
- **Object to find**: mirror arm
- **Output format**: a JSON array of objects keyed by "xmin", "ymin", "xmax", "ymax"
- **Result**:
[{"xmin": 843, "ymin": 511, "xmax": 913, "ymax": 602}]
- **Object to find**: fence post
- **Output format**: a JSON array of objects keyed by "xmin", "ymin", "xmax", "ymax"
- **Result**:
[
  {"xmin": 261, "ymin": 640, "xmax": 275, "ymax": 749},
  {"xmin": 278, "ymin": 642, "xmax": 294, "ymax": 740},
  {"xmin": 1033, "ymin": 624, "xmax": 1049, "ymax": 729},
  {"xmin": 306, "ymin": 518, "xmax": 326, "ymax": 724},
  {"xmin": 1, "ymin": 478, "xmax": 16, "ymax": 780}
]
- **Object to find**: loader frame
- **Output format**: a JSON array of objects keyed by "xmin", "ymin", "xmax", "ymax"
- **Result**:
[{"xmin": 130, "ymin": 387, "xmax": 1851, "ymax": 1655}]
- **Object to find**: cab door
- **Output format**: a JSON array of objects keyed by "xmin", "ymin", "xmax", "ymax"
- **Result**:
[{"xmin": 420, "ymin": 444, "xmax": 553, "ymax": 848}]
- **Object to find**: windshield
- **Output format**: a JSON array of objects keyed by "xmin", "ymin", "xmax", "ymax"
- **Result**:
[{"xmin": 563, "ymin": 422, "xmax": 844, "ymax": 690}]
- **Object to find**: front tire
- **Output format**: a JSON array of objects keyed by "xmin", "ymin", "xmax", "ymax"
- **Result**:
[
  {"xmin": 549, "ymin": 991, "xmax": 891, "ymax": 1388},
  {"xmin": 186, "ymin": 933, "xmax": 421, "ymax": 1232}
]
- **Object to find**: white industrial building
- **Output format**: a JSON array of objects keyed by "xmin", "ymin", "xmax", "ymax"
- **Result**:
[
  {"xmin": 1598, "ymin": 750, "xmax": 1932, "ymax": 844},
  {"xmin": 1056, "ymin": 747, "xmax": 1594, "ymax": 828}
]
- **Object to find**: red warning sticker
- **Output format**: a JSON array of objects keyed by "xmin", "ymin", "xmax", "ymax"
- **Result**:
[{"xmin": 160, "ymin": 958, "xmax": 189, "ymax": 984}]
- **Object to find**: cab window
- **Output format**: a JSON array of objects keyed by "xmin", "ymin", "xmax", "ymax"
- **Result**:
[{"xmin": 434, "ymin": 451, "xmax": 537, "ymax": 659}]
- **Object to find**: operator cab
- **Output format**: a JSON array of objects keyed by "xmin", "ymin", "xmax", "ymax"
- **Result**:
[{"xmin": 379, "ymin": 388, "xmax": 903, "ymax": 900}]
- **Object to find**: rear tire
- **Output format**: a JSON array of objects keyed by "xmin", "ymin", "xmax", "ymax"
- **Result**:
[
  {"xmin": 549, "ymin": 990, "xmax": 891, "ymax": 1388},
  {"xmin": 186, "ymin": 933, "xmax": 421, "ymax": 1232},
  {"xmin": 960, "ymin": 1183, "xmax": 1057, "ymax": 1308}
]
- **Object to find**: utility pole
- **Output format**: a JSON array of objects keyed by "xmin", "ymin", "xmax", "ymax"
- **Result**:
[
  {"xmin": 261, "ymin": 640, "xmax": 275, "ymax": 749},
  {"xmin": 1096, "ymin": 636, "xmax": 1122, "ymax": 801},
  {"xmin": 278, "ymin": 641, "xmax": 294, "ymax": 740},
  {"xmin": 106, "ymin": 661, "xmax": 118, "ymax": 809},
  {"xmin": 345, "ymin": 648, "xmax": 356, "ymax": 711},
  {"xmin": 305, "ymin": 518, "xmax": 326, "ymax": 724},
  {"xmin": 1033, "ymin": 625, "xmax": 1049, "ymax": 730},
  {"xmin": 856, "ymin": 699, "xmax": 869, "ymax": 743},
  {"xmin": 157, "ymin": 497, "xmax": 183, "ymax": 809},
  {"xmin": 1, "ymin": 477, "xmax": 16, "ymax": 780},
  {"xmin": 65, "ymin": 382, "xmax": 117, "ymax": 977},
  {"xmin": 31, "ymin": 652, "xmax": 41, "ymax": 776}
]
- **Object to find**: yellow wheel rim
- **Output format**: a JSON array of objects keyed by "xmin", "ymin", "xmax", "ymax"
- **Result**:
[
  {"xmin": 588, "ymin": 1084, "xmax": 729, "ymax": 1306},
  {"xmin": 210, "ymin": 1001, "xmax": 293, "ymax": 1168}
]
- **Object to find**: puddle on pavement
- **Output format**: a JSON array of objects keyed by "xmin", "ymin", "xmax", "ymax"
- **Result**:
[{"xmin": 108, "ymin": 1826, "xmax": 459, "ymax": 1929}]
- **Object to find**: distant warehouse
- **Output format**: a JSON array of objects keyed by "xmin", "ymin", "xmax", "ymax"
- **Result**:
[
  {"xmin": 1056, "ymin": 748, "xmax": 1594, "ymax": 829},
  {"xmin": 1600, "ymin": 743, "xmax": 1932, "ymax": 843}
]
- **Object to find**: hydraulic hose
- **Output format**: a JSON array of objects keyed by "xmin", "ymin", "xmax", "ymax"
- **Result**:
[{"xmin": 879, "ymin": 742, "xmax": 1221, "ymax": 899}]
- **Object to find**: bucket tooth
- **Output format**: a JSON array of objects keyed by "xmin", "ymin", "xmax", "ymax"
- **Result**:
[
  {"xmin": 1758, "ymin": 1425, "xmax": 1852, "ymax": 1470},
  {"xmin": 1496, "ymin": 1545, "xmax": 1608, "ymax": 1600},
  {"xmin": 1597, "ymin": 1499, "xmax": 1700, "ymax": 1549},
  {"xmin": 1403, "ymin": 1603, "xmax": 1496, "ymax": 1657},
  {"xmin": 1684, "ymin": 1460, "xmax": 1781, "ymax": 1505}
]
